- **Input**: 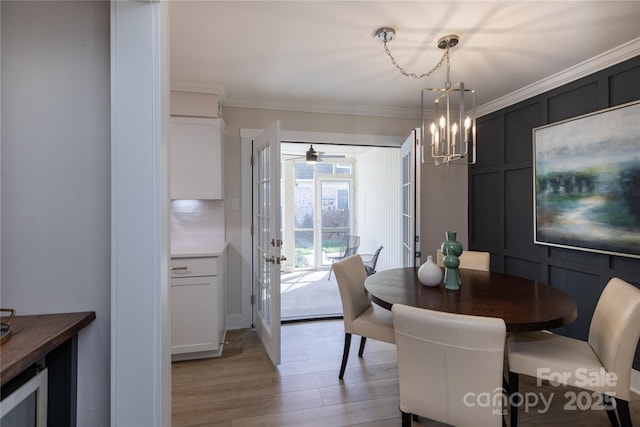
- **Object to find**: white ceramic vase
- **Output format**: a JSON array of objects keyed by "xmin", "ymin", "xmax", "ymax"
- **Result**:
[{"xmin": 418, "ymin": 255, "xmax": 443, "ymax": 286}]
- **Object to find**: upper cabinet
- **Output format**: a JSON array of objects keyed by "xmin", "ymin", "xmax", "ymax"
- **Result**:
[{"xmin": 169, "ymin": 117, "xmax": 224, "ymax": 199}]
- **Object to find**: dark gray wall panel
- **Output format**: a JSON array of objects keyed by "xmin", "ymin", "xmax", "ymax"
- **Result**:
[
  {"xmin": 505, "ymin": 256, "xmax": 541, "ymax": 282},
  {"xmin": 470, "ymin": 55, "xmax": 640, "ymax": 369},
  {"xmin": 549, "ymin": 266, "xmax": 602, "ymax": 339},
  {"xmin": 548, "ymin": 246, "xmax": 601, "ymax": 268},
  {"xmin": 475, "ymin": 115, "xmax": 500, "ymax": 168},
  {"xmin": 609, "ymin": 65, "xmax": 640, "ymax": 106},
  {"xmin": 611, "ymin": 256, "xmax": 640, "ymax": 276},
  {"xmin": 504, "ymin": 102, "xmax": 542, "ymax": 164},
  {"xmin": 548, "ymin": 81, "xmax": 599, "ymax": 122},
  {"xmin": 505, "ymin": 168, "xmax": 538, "ymax": 255},
  {"xmin": 470, "ymin": 172, "xmax": 500, "ymax": 247}
]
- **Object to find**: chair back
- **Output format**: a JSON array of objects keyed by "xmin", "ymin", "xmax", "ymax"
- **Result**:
[
  {"xmin": 364, "ymin": 246, "xmax": 384, "ymax": 275},
  {"xmin": 587, "ymin": 278, "xmax": 640, "ymax": 400},
  {"xmin": 437, "ymin": 249, "xmax": 490, "ymax": 271},
  {"xmin": 333, "ymin": 254, "xmax": 370, "ymax": 333},
  {"xmin": 392, "ymin": 304, "xmax": 506, "ymax": 427},
  {"xmin": 343, "ymin": 235, "xmax": 360, "ymax": 257}
]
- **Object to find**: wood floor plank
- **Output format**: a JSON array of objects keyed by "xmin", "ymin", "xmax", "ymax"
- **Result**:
[
  {"xmin": 172, "ymin": 319, "xmax": 640, "ymax": 427},
  {"xmin": 230, "ymin": 396, "xmax": 401, "ymax": 427}
]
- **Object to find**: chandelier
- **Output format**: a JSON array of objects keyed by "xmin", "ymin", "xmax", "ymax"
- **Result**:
[{"xmin": 374, "ymin": 28, "xmax": 476, "ymax": 165}]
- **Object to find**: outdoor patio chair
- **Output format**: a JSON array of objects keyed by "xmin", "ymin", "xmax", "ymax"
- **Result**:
[
  {"xmin": 361, "ymin": 245, "xmax": 383, "ymax": 276},
  {"xmin": 327, "ymin": 235, "xmax": 360, "ymax": 279}
]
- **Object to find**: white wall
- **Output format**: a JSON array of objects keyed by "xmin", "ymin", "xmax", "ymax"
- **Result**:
[
  {"xmin": 111, "ymin": 1, "xmax": 170, "ymax": 425},
  {"xmin": 355, "ymin": 147, "xmax": 403, "ymax": 271},
  {"xmin": 1, "ymin": 1, "xmax": 110, "ymax": 424},
  {"xmin": 419, "ymin": 163, "xmax": 469, "ymax": 261}
]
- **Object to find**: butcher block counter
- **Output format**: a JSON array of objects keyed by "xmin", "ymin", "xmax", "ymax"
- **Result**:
[{"xmin": 0, "ymin": 311, "xmax": 95, "ymax": 425}]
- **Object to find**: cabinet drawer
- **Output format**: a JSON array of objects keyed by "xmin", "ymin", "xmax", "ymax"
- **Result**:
[{"xmin": 170, "ymin": 257, "xmax": 217, "ymax": 277}]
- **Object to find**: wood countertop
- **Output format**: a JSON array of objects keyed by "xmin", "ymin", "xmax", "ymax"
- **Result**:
[{"xmin": 1, "ymin": 311, "xmax": 96, "ymax": 386}]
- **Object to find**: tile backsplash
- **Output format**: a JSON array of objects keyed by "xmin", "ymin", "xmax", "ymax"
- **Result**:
[{"xmin": 170, "ymin": 199, "xmax": 225, "ymax": 245}]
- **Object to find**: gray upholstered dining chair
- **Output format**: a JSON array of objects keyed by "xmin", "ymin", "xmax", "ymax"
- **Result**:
[
  {"xmin": 437, "ymin": 249, "xmax": 490, "ymax": 271},
  {"xmin": 333, "ymin": 254, "xmax": 395, "ymax": 379},
  {"xmin": 507, "ymin": 277, "xmax": 640, "ymax": 427},
  {"xmin": 392, "ymin": 304, "xmax": 506, "ymax": 427}
]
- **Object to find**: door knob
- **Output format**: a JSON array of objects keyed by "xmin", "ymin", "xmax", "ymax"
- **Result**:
[{"xmin": 264, "ymin": 255, "xmax": 275, "ymax": 263}]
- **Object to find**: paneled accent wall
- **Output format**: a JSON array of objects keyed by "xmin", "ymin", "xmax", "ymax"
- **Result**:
[{"xmin": 470, "ymin": 56, "xmax": 640, "ymax": 368}]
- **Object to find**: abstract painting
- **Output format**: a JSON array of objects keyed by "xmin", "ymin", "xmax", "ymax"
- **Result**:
[{"xmin": 533, "ymin": 100, "xmax": 640, "ymax": 259}]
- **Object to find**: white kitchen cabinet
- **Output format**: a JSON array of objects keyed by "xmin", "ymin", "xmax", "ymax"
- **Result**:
[
  {"xmin": 170, "ymin": 253, "xmax": 226, "ymax": 360},
  {"xmin": 169, "ymin": 117, "xmax": 224, "ymax": 199}
]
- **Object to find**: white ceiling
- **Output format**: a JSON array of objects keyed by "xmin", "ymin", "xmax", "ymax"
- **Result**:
[{"xmin": 169, "ymin": 1, "xmax": 640, "ymax": 118}]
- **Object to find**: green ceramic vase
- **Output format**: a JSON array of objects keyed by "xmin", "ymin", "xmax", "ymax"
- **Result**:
[{"xmin": 441, "ymin": 231, "xmax": 463, "ymax": 290}]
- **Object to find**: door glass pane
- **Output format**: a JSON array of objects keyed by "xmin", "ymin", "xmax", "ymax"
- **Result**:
[
  {"xmin": 316, "ymin": 163, "xmax": 333, "ymax": 174},
  {"xmin": 335, "ymin": 163, "xmax": 351, "ymax": 174},
  {"xmin": 320, "ymin": 180, "xmax": 351, "ymax": 265},
  {"xmin": 255, "ymin": 147, "xmax": 271, "ymax": 325},
  {"xmin": 294, "ymin": 163, "xmax": 314, "ymax": 268}
]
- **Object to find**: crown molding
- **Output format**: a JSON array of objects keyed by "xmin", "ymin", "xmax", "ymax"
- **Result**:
[
  {"xmin": 223, "ymin": 96, "xmax": 419, "ymax": 119},
  {"xmin": 476, "ymin": 38, "xmax": 640, "ymax": 117},
  {"xmin": 170, "ymin": 80, "xmax": 226, "ymax": 102}
]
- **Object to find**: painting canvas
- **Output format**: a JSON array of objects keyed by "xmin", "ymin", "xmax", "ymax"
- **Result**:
[{"xmin": 533, "ymin": 100, "xmax": 640, "ymax": 259}]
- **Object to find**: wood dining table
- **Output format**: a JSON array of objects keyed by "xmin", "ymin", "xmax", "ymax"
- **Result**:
[{"xmin": 364, "ymin": 267, "xmax": 577, "ymax": 332}]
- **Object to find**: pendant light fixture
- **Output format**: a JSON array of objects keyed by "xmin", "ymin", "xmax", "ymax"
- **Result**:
[{"xmin": 374, "ymin": 28, "xmax": 476, "ymax": 165}]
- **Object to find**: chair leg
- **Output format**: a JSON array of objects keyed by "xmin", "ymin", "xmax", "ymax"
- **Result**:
[
  {"xmin": 616, "ymin": 399, "xmax": 631, "ymax": 427},
  {"xmin": 358, "ymin": 336, "xmax": 367, "ymax": 357},
  {"xmin": 328, "ymin": 264, "xmax": 333, "ymax": 280},
  {"xmin": 603, "ymin": 394, "xmax": 620, "ymax": 427},
  {"xmin": 509, "ymin": 371, "xmax": 519, "ymax": 427},
  {"xmin": 401, "ymin": 410, "xmax": 411, "ymax": 427},
  {"xmin": 339, "ymin": 333, "xmax": 352, "ymax": 379}
]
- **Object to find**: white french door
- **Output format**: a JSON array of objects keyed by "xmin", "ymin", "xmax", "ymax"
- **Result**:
[
  {"xmin": 401, "ymin": 128, "xmax": 421, "ymax": 267},
  {"xmin": 252, "ymin": 121, "xmax": 282, "ymax": 365}
]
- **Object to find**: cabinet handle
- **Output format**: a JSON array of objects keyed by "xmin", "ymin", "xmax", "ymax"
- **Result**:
[{"xmin": 171, "ymin": 266, "xmax": 189, "ymax": 272}]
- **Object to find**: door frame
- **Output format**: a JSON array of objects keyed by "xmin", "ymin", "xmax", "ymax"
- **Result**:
[{"xmin": 238, "ymin": 129, "xmax": 404, "ymax": 329}]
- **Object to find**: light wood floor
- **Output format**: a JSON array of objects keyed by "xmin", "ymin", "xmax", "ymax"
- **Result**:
[{"xmin": 172, "ymin": 319, "xmax": 640, "ymax": 426}]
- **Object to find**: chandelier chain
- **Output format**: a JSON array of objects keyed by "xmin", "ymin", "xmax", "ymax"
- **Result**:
[{"xmin": 383, "ymin": 41, "xmax": 449, "ymax": 79}]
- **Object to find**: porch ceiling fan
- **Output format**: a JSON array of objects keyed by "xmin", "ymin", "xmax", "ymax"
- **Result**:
[{"xmin": 282, "ymin": 144, "xmax": 345, "ymax": 164}]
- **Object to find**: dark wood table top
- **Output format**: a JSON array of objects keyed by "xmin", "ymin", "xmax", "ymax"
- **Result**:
[
  {"xmin": 365, "ymin": 268, "xmax": 577, "ymax": 332},
  {"xmin": 1, "ymin": 311, "xmax": 96, "ymax": 385}
]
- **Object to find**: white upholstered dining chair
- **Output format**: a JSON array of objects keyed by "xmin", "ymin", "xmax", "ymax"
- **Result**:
[
  {"xmin": 437, "ymin": 249, "xmax": 490, "ymax": 271},
  {"xmin": 507, "ymin": 277, "xmax": 640, "ymax": 427},
  {"xmin": 333, "ymin": 254, "xmax": 395, "ymax": 379},
  {"xmin": 392, "ymin": 304, "xmax": 506, "ymax": 427}
]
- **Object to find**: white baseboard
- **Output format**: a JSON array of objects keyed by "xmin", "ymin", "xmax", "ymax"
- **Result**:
[{"xmin": 226, "ymin": 313, "xmax": 244, "ymax": 330}]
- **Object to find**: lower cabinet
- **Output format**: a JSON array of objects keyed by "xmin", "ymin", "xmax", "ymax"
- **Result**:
[{"xmin": 170, "ymin": 254, "xmax": 226, "ymax": 361}]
